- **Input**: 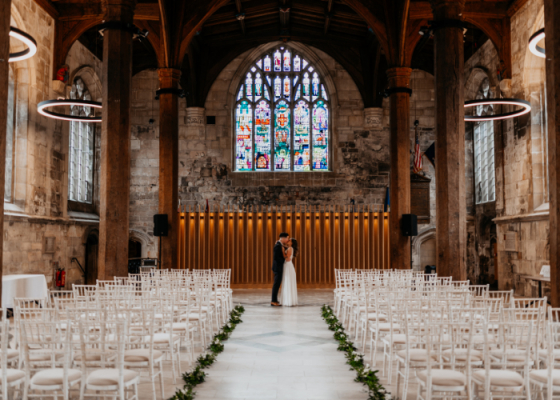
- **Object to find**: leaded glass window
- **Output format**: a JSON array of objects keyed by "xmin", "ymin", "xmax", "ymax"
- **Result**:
[
  {"xmin": 68, "ymin": 78, "xmax": 95, "ymax": 203},
  {"xmin": 5, "ymin": 67, "xmax": 15, "ymax": 202},
  {"xmin": 473, "ymin": 79, "xmax": 495, "ymax": 204},
  {"xmin": 235, "ymin": 47, "xmax": 330, "ymax": 172}
]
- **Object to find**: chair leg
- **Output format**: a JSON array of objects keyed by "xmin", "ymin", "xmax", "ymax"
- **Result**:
[
  {"xmin": 150, "ymin": 363, "xmax": 157, "ymax": 400},
  {"xmin": 159, "ymin": 361, "xmax": 165, "ymax": 400}
]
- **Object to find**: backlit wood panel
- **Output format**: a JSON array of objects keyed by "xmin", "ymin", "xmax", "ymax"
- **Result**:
[{"xmin": 177, "ymin": 205, "xmax": 390, "ymax": 288}]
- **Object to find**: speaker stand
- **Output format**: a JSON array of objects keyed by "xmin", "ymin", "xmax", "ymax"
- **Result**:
[{"xmin": 158, "ymin": 236, "xmax": 162, "ymax": 270}]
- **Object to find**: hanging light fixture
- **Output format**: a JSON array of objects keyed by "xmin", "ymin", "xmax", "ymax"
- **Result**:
[
  {"xmin": 464, "ymin": 98, "xmax": 531, "ymax": 122},
  {"xmin": 529, "ymin": 28, "xmax": 545, "ymax": 58},
  {"xmin": 9, "ymin": 27, "xmax": 37, "ymax": 62},
  {"xmin": 37, "ymin": 99, "xmax": 102, "ymax": 123}
]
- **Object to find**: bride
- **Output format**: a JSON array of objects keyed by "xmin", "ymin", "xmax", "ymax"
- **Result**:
[{"xmin": 279, "ymin": 238, "xmax": 298, "ymax": 306}]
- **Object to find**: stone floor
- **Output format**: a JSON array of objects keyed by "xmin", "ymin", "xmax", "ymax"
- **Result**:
[{"xmin": 134, "ymin": 289, "xmax": 411, "ymax": 400}]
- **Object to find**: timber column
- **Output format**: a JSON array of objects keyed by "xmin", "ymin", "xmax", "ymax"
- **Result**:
[
  {"xmin": 545, "ymin": 0, "xmax": 560, "ymax": 306},
  {"xmin": 98, "ymin": 0, "xmax": 136, "ymax": 279},
  {"xmin": 157, "ymin": 68, "xmax": 181, "ymax": 269},
  {"xmin": 432, "ymin": 0, "xmax": 467, "ymax": 280},
  {"xmin": 387, "ymin": 67, "xmax": 412, "ymax": 270},
  {"xmin": 0, "ymin": 0, "xmax": 11, "ymax": 305}
]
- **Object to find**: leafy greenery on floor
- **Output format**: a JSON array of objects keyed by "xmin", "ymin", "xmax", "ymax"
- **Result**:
[
  {"xmin": 321, "ymin": 305, "xmax": 390, "ymax": 400},
  {"xmin": 169, "ymin": 305, "xmax": 246, "ymax": 400}
]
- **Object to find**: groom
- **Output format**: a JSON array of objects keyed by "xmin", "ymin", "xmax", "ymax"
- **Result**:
[{"xmin": 271, "ymin": 232, "xmax": 290, "ymax": 307}]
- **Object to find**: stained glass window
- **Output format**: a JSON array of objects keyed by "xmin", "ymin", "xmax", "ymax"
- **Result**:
[
  {"xmin": 234, "ymin": 46, "xmax": 330, "ymax": 172},
  {"xmin": 254, "ymin": 101, "xmax": 271, "ymax": 171},
  {"xmin": 312, "ymin": 101, "xmax": 329, "ymax": 170},
  {"xmin": 274, "ymin": 101, "xmax": 290, "ymax": 170},
  {"xmin": 235, "ymin": 101, "xmax": 253, "ymax": 171}
]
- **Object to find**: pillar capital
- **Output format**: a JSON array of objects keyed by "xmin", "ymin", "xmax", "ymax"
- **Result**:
[
  {"xmin": 102, "ymin": 0, "xmax": 136, "ymax": 23},
  {"xmin": 157, "ymin": 68, "xmax": 181, "ymax": 89},
  {"xmin": 364, "ymin": 108, "xmax": 384, "ymax": 130},
  {"xmin": 186, "ymin": 107, "xmax": 205, "ymax": 126},
  {"xmin": 386, "ymin": 67, "xmax": 412, "ymax": 89},
  {"xmin": 430, "ymin": 0, "xmax": 465, "ymax": 20}
]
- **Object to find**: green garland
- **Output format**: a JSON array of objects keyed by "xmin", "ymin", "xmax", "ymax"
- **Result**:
[
  {"xmin": 169, "ymin": 305, "xmax": 246, "ymax": 400},
  {"xmin": 321, "ymin": 305, "xmax": 390, "ymax": 400}
]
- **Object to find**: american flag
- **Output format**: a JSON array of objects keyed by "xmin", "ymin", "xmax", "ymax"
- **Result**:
[{"xmin": 413, "ymin": 122, "xmax": 422, "ymax": 174}]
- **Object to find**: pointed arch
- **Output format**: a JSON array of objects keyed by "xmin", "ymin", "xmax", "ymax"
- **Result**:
[{"xmin": 231, "ymin": 44, "xmax": 332, "ymax": 172}]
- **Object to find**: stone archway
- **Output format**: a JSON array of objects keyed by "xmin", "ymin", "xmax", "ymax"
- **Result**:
[
  {"xmin": 128, "ymin": 229, "xmax": 155, "ymax": 258},
  {"xmin": 412, "ymin": 226, "xmax": 436, "ymax": 271}
]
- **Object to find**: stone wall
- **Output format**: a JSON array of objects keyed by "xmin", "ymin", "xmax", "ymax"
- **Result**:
[
  {"xmin": 409, "ymin": 70, "xmax": 437, "ymax": 271},
  {"xmin": 463, "ymin": 39, "xmax": 501, "ymax": 285},
  {"xmin": 129, "ymin": 69, "xmax": 161, "ymax": 257},
  {"xmin": 493, "ymin": 0, "xmax": 549, "ymax": 295},
  {"xmin": 179, "ymin": 43, "xmax": 390, "ymax": 207},
  {"xmin": 128, "ymin": 44, "xmax": 393, "ymax": 256},
  {"xmin": 2, "ymin": 0, "xmax": 102, "ymax": 288}
]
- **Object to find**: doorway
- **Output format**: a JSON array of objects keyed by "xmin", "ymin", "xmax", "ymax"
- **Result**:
[
  {"xmin": 85, "ymin": 233, "xmax": 99, "ymax": 285},
  {"xmin": 420, "ymin": 238, "xmax": 437, "ymax": 270},
  {"xmin": 128, "ymin": 239, "xmax": 142, "ymax": 259}
]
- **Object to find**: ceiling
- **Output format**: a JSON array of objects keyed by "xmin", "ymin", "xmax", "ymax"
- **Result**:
[{"xmin": 38, "ymin": 0, "xmax": 524, "ymax": 107}]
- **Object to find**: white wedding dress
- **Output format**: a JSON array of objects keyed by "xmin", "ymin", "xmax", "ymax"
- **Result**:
[{"xmin": 279, "ymin": 248, "xmax": 298, "ymax": 306}]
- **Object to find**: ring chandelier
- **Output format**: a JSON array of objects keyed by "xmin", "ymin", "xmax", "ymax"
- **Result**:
[
  {"xmin": 464, "ymin": 98, "xmax": 532, "ymax": 122},
  {"xmin": 37, "ymin": 99, "xmax": 102, "ymax": 123},
  {"xmin": 9, "ymin": 27, "xmax": 37, "ymax": 62},
  {"xmin": 529, "ymin": 28, "xmax": 545, "ymax": 58}
]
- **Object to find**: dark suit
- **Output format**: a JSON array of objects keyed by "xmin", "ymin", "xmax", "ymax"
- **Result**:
[{"xmin": 271, "ymin": 241, "xmax": 285, "ymax": 303}]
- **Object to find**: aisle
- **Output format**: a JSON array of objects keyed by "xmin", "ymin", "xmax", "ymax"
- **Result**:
[{"xmin": 193, "ymin": 289, "xmax": 367, "ymax": 400}]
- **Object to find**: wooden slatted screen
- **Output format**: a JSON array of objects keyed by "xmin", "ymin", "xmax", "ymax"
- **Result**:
[{"xmin": 177, "ymin": 205, "xmax": 390, "ymax": 288}]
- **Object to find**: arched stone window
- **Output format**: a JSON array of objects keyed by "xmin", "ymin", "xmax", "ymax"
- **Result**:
[
  {"xmin": 234, "ymin": 46, "xmax": 330, "ymax": 172},
  {"xmin": 473, "ymin": 78, "xmax": 496, "ymax": 204},
  {"xmin": 68, "ymin": 78, "xmax": 95, "ymax": 204}
]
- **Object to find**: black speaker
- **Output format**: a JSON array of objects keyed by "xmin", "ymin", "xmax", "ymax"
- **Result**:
[
  {"xmin": 153, "ymin": 214, "xmax": 169, "ymax": 237},
  {"xmin": 401, "ymin": 214, "xmax": 418, "ymax": 236}
]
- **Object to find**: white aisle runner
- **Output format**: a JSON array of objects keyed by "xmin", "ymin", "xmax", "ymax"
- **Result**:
[{"xmin": 193, "ymin": 290, "xmax": 366, "ymax": 400}]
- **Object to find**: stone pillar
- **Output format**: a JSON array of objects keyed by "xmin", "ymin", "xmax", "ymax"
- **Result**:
[
  {"xmin": 0, "ymin": 0, "xmax": 11, "ymax": 306},
  {"xmin": 364, "ymin": 107, "xmax": 384, "ymax": 130},
  {"xmin": 387, "ymin": 67, "xmax": 412, "ymax": 270},
  {"xmin": 158, "ymin": 68, "xmax": 181, "ymax": 269},
  {"xmin": 98, "ymin": 0, "xmax": 136, "ymax": 279},
  {"xmin": 432, "ymin": 0, "xmax": 467, "ymax": 280},
  {"xmin": 545, "ymin": 0, "xmax": 560, "ymax": 306}
]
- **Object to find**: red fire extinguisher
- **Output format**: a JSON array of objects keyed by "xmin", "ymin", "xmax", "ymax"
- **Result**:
[{"xmin": 55, "ymin": 268, "xmax": 66, "ymax": 288}]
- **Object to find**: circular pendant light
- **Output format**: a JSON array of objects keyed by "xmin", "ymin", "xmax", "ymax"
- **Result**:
[
  {"xmin": 9, "ymin": 27, "xmax": 37, "ymax": 62},
  {"xmin": 464, "ymin": 98, "xmax": 531, "ymax": 121},
  {"xmin": 529, "ymin": 28, "xmax": 545, "ymax": 58},
  {"xmin": 37, "ymin": 99, "xmax": 102, "ymax": 123}
]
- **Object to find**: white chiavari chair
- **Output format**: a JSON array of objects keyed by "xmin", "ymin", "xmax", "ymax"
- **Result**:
[
  {"xmin": 123, "ymin": 307, "xmax": 165, "ymax": 400},
  {"xmin": 472, "ymin": 322, "xmax": 533, "ymax": 400},
  {"xmin": 0, "ymin": 318, "xmax": 27, "ymax": 400},
  {"xmin": 79, "ymin": 320, "xmax": 140, "ymax": 400},
  {"xmin": 21, "ymin": 320, "xmax": 82, "ymax": 400},
  {"xmin": 530, "ymin": 321, "xmax": 560, "ymax": 400},
  {"xmin": 415, "ymin": 320, "xmax": 475, "ymax": 400}
]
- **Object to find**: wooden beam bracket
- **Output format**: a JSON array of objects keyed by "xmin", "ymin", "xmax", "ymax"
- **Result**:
[
  {"xmin": 384, "ymin": 87, "xmax": 412, "ymax": 97},
  {"xmin": 429, "ymin": 19, "xmax": 466, "ymax": 31},
  {"xmin": 98, "ymin": 21, "xmax": 147, "ymax": 37},
  {"xmin": 155, "ymin": 88, "xmax": 186, "ymax": 99}
]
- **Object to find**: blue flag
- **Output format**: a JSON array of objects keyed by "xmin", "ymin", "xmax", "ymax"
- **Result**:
[{"xmin": 384, "ymin": 186, "xmax": 390, "ymax": 212}]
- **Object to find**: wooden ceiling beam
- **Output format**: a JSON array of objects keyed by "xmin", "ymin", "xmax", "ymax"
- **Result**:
[
  {"xmin": 279, "ymin": 0, "xmax": 291, "ymax": 33},
  {"xmin": 324, "ymin": 0, "xmax": 333, "ymax": 34},
  {"xmin": 57, "ymin": 3, "xmax": 159, "ymax": 21},
  {"xmin": 34, "ymin": 0, "xmax": 59, "ymax": 19},
  {"xmin": 234, "ymin": 0, "xmax": 246, "ymax": 35},
  {"xmin": 409, "ymin": 1, "xmax": 509, "ymax": 20},
  {"xmin": 507, "ymin": 0, "xmax": 530, "ymax": 17}
]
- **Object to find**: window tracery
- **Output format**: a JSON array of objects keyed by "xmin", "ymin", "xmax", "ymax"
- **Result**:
[{"xmin": 235, "ymin": 47, "xmax": 330, "ymax": 172}]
